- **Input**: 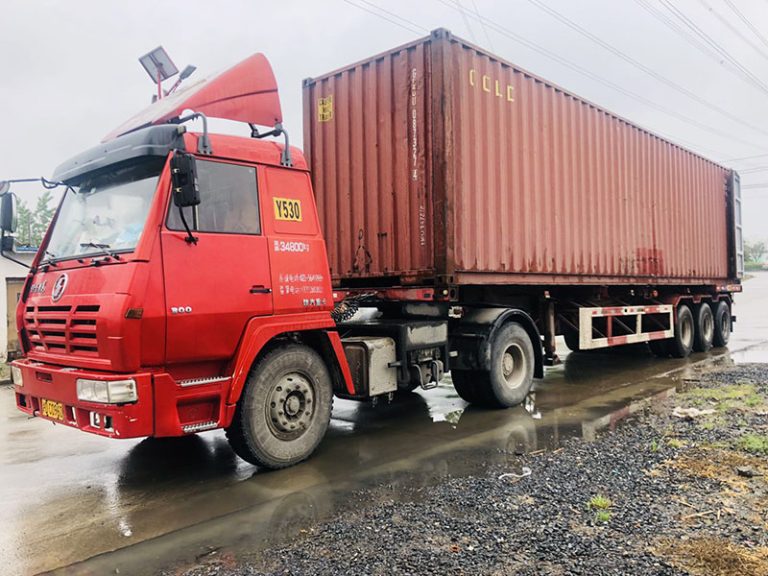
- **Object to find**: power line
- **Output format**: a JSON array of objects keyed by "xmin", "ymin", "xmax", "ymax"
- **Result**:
[
  {"xmin": 724, "ymin": 152, "xmax": 768, "ymax": 162},
  {"xmin": 698, "ymin": 0, "xmax": 768, "ymax": 63},
  {"xmin": 454, "ymin": 1, "xmax": 479, "ymax": 44},
  {"xmin": 723, "ymin": 0, "xmax": 768, "ymax": 52},
  {"xmin": 659, "ymin": 0, "xmax": 768, "ymax": 96},
  {"xmin": 469, "ymin": 0, "xmax": 495, "ymax": 51},
  {"xmin": 634, "ymin": 0, "xmax": 768, "ymax": 97},
  {"xmin": 739, "ymin": 166, "xmax": 768, "ymax": 174},
  {"xmin": 341, "ymin": 0, "xmax": 426, "ymax": 35},
  {"xmin": 742, "ymin": 183, "xmax": 768, "ymax": 189},
  {"xmin": 526, "ymin": 0, "xmax": 768, "ymax": 139},
  {"xmin": 430, "ymin": 0, "xmax": 764, "ymax": 151}
]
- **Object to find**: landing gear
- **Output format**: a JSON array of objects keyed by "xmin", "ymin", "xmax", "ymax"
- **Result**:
[
  {"xmin": 226, "ymin": 345, "xmax": 333, "ymax": 469},
  {"xmin": 452, "ymin": 323, "xmax": 535, "ymax": 408}
]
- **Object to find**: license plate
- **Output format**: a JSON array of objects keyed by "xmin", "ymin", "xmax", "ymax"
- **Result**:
[{"xmin": 41, "ymin": 399, "xmax": 64, "ymax": 421}]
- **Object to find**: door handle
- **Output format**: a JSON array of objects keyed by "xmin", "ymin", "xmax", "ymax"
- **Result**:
[{"xmin": 250, "ymin": 285, "xmax": 272, "ymax": 294}]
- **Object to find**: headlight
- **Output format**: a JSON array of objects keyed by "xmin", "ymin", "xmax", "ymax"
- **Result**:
[
  {"xmin": 76, "ymin": 378, "xmax": 137, "ymax": 404},
  {"xmin": 11, "ymin": 365, "xmax": 23, "ymax": 387}
]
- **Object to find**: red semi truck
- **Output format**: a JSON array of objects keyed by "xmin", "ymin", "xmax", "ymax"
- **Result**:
[{"xmin": 5, "ymin": 30, "xmax": 742, "ymax": 468}]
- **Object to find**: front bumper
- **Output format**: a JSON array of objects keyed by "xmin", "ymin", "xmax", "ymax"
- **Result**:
[{"xmin": 12, "ymin": 358, "xmax": 154, "ymax": 438}]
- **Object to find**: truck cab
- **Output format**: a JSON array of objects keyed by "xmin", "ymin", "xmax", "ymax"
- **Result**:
[{"xmin": 11, "ymin": 122, "xmax": 357, "ymax": 463}]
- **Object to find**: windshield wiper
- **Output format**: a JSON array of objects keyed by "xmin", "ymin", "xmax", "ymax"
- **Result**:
[
  {"xmin": 79, "ymin": 242, "xmax": 120, "ymax": 260},
  {"xmin": 41, "ymin": 250, "xmax": 59, "ymax": 266}
]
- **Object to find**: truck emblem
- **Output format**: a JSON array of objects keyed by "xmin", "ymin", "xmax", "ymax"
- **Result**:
[{"xmin": 51, "ymin": 274, "xmax": 69, "ymax": 302}]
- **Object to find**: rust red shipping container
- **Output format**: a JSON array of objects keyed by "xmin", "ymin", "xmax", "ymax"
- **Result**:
[{"xmin": 303, "ymin": 29, "xmax": 734, "ymax": 288}]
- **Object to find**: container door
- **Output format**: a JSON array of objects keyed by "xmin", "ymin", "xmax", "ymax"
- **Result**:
[
  {"xmin": 727, "ymin": 171, "xmax": 744, "ymax": 279},
  {"xmin": 161, "ymin": 159, "xmax": 273, "ymax": 365}
]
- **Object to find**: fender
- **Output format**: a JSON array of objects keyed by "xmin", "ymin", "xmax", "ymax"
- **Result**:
[
  {"xmin": 225, "ymin": 311, "xmax": 338, "ymax": 406},
  {"xmin": 451, "ymin": 307, "xmax": 544, "ymax": 378}
]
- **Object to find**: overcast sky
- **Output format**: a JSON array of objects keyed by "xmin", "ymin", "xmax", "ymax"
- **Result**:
[{"xmin": 2, "ymin": 0, "xmax": 767, "ymax": 242}]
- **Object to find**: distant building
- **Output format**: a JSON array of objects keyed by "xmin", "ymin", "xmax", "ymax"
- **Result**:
[{"xmin": 1, "ymin": 247, "xmax": 36, "ymax": 361}]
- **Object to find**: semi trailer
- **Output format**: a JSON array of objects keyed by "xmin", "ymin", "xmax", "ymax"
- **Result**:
[{"xmin": 5, "ymin": 30, "xmax": 742, "ymax": 468}]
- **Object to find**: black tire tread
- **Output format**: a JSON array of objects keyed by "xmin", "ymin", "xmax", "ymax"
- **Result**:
[{"xmin": 225, "ymin": 345, "xmax": 332, "ymax": 469}]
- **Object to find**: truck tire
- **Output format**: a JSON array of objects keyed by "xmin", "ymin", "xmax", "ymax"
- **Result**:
[
  {"xmin": 667, "ymin": 304, "xmax": 695, "ymax": 358},
  {"xmin": 451, "ymin": 370, "xmax": 486, "ymax": 404},
  {"xmin": 693, "ymin": 303, "xmax": 714, "ymax": 352},
  {"xmin": 454, "ymin": 323, "xmax": 535, "ymax": 408},
  {"xmin": 225, "ymin": 345, "xmax": 333, "ymax": 469},
  {"xmin": 563, "ymin": 329, "xmax": 580, "ymax": 352},
  {"xmin": 712, "ymin": 301, "xmax": 731, "ymax": 348}
]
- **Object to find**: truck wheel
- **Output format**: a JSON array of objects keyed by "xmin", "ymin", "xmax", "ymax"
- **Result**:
[
  {"xmin": 464, "ymin": 323, "xmax": 535, "ymax": 408},
  {"xmin": 451, "ymin": 370, "xmax": 485, "ymax": 404},
  {"xmin": 225, "ymin": 345, "xmax": 333, "ymax": 469},
  {"xmin": 563, "ymin": 329, "xmax": 580, "ymax": 352},
  {"xmin": 712, "ymin": 301, "xmax": 731, "ymax": 347},
  {"xmin": 693, "ymin": 303, "xmax": 714, "ymax": 352},
  {"xmin": 667, "ymin": 304, "xmax": 695, "ymax": 358}
]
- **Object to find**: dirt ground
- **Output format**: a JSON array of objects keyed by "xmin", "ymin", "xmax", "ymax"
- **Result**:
[{"xmin": 172, "ymin": 362, "xmax": 768, "ymax": 576}]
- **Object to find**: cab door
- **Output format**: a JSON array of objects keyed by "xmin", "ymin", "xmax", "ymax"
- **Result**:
[{"xmin": 161, "ymin": 159, "xmax": 272, "ymax": 365}]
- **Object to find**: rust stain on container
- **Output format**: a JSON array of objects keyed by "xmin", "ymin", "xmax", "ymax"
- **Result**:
[{"xmin": 303, "ymin": 29, "xmax": 734, "ymax": 287}]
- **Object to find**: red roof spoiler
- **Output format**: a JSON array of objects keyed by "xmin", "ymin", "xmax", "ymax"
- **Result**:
[{"xmin": 103, "ymin": 53, "xmax": 282, "ymax": 142}]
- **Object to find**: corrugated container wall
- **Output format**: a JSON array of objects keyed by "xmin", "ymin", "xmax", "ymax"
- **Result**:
[{"xmin": 303, "ymin": 29, "xmax": 736, "ymax": 288}]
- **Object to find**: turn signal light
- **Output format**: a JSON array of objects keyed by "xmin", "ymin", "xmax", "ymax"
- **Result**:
[{"xmin": 125, "ymin": 308, "xmax": 144, "ymax": 319}]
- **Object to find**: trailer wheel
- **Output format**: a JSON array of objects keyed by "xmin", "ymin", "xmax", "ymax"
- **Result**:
[
  {"xmin": 667, "ymin": 304, "xmax": 695, "ymax": 358},
  {"xmin": 225, "ymin": 345, "xmax": 333, "ymax": 469},
  {"xmin": 693, "ymin": 303, "xmax": 714, "ymax": 352},
  {"xmin": 712, "ymin": 301, "xmax": 731, "ymax": 347}
]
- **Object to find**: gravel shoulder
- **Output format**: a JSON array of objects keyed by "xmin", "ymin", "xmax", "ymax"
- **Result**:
[{"xmin": 173, "ymin": 363, "xmax": 768, "ymax": 576}]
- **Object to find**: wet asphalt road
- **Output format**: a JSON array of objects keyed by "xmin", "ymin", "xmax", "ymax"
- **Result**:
[{"xmin": 1, "ymin": 273, "xmax": 766, "ymax": 576}]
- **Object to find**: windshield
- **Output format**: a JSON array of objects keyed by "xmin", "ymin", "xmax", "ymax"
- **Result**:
[{"xmin": 45, "ymin": 159, "xmax": 164, "ymax": 261}]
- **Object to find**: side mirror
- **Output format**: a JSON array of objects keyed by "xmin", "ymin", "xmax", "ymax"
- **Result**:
[
  {"xmin": 170, "ymin": 153, "xmax": 200, "ymax": 208},
  {"xmin": 0, "ymin": 192, "xmax": 16, "ymax": 233}
]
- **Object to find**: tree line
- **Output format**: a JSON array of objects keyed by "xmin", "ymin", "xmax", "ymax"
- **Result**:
[{"xmin": 16, "ymin": 190, "xmax": 55, "ymax": 248}]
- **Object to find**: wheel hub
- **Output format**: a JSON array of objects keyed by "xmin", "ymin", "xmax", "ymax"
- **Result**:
[
  {"xmin": 501, "ymin": 343, "xmax": 527, "ymax": 389},
  {"xmin": 267, "ymin": 373, "xmax": 315, "ymax": 437}
]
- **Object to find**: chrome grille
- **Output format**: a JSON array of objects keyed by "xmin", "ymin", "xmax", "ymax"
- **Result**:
[{"xmin": 24, "ymin": 305, "xmax": 100, "ymax": 356}]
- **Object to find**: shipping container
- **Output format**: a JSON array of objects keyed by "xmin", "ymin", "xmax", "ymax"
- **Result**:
[{"xmin": 303, "ymin": 29, "xmax": 741, "ymax": 288}]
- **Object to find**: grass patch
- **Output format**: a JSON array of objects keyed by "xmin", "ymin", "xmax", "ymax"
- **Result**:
[
  {"xmin": 680, "ymin": 383, "xmax": 765, "ymax": 414},
  {"xmin": 667, "ymin": 438, "xmax": 687, "ymax": 449},
  {"xmin": 666, "ymin": 447, "xmax": 768, "ymax": 490},
  {"xmin": 594, "ymin": 510, "xmax": 612, "ymax": 523},
  {"xmin": 654, "ymin": 537, "xmax": 768, "ymax": 576},
  {"xmin": 738, "ymin": 434, "xmax": 768, "ymax": 455},
  {"xmin": 650, "ymin": 439, "xmax": 660, "ymax": 452},
  {"xmin": 586, "ymin": 494, "xmax": 612, "ymax": 510}
]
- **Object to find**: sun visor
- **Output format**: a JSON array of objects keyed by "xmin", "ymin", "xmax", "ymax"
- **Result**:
[{"xmin": 103, "ymin": 53, "xmax": 283, "ymax": 142}]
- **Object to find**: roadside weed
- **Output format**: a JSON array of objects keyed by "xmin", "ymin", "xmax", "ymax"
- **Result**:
[
  {"xmin": 738, "ymin": 434, "xmax": 768, "ymax": 455},
  {"xmin": 595, "ymin": 510, "xmax": 612, "ymax": 523},
  {"xmin": 587, "ymin": 494, "xmax": 612, "ymax": 510}
]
